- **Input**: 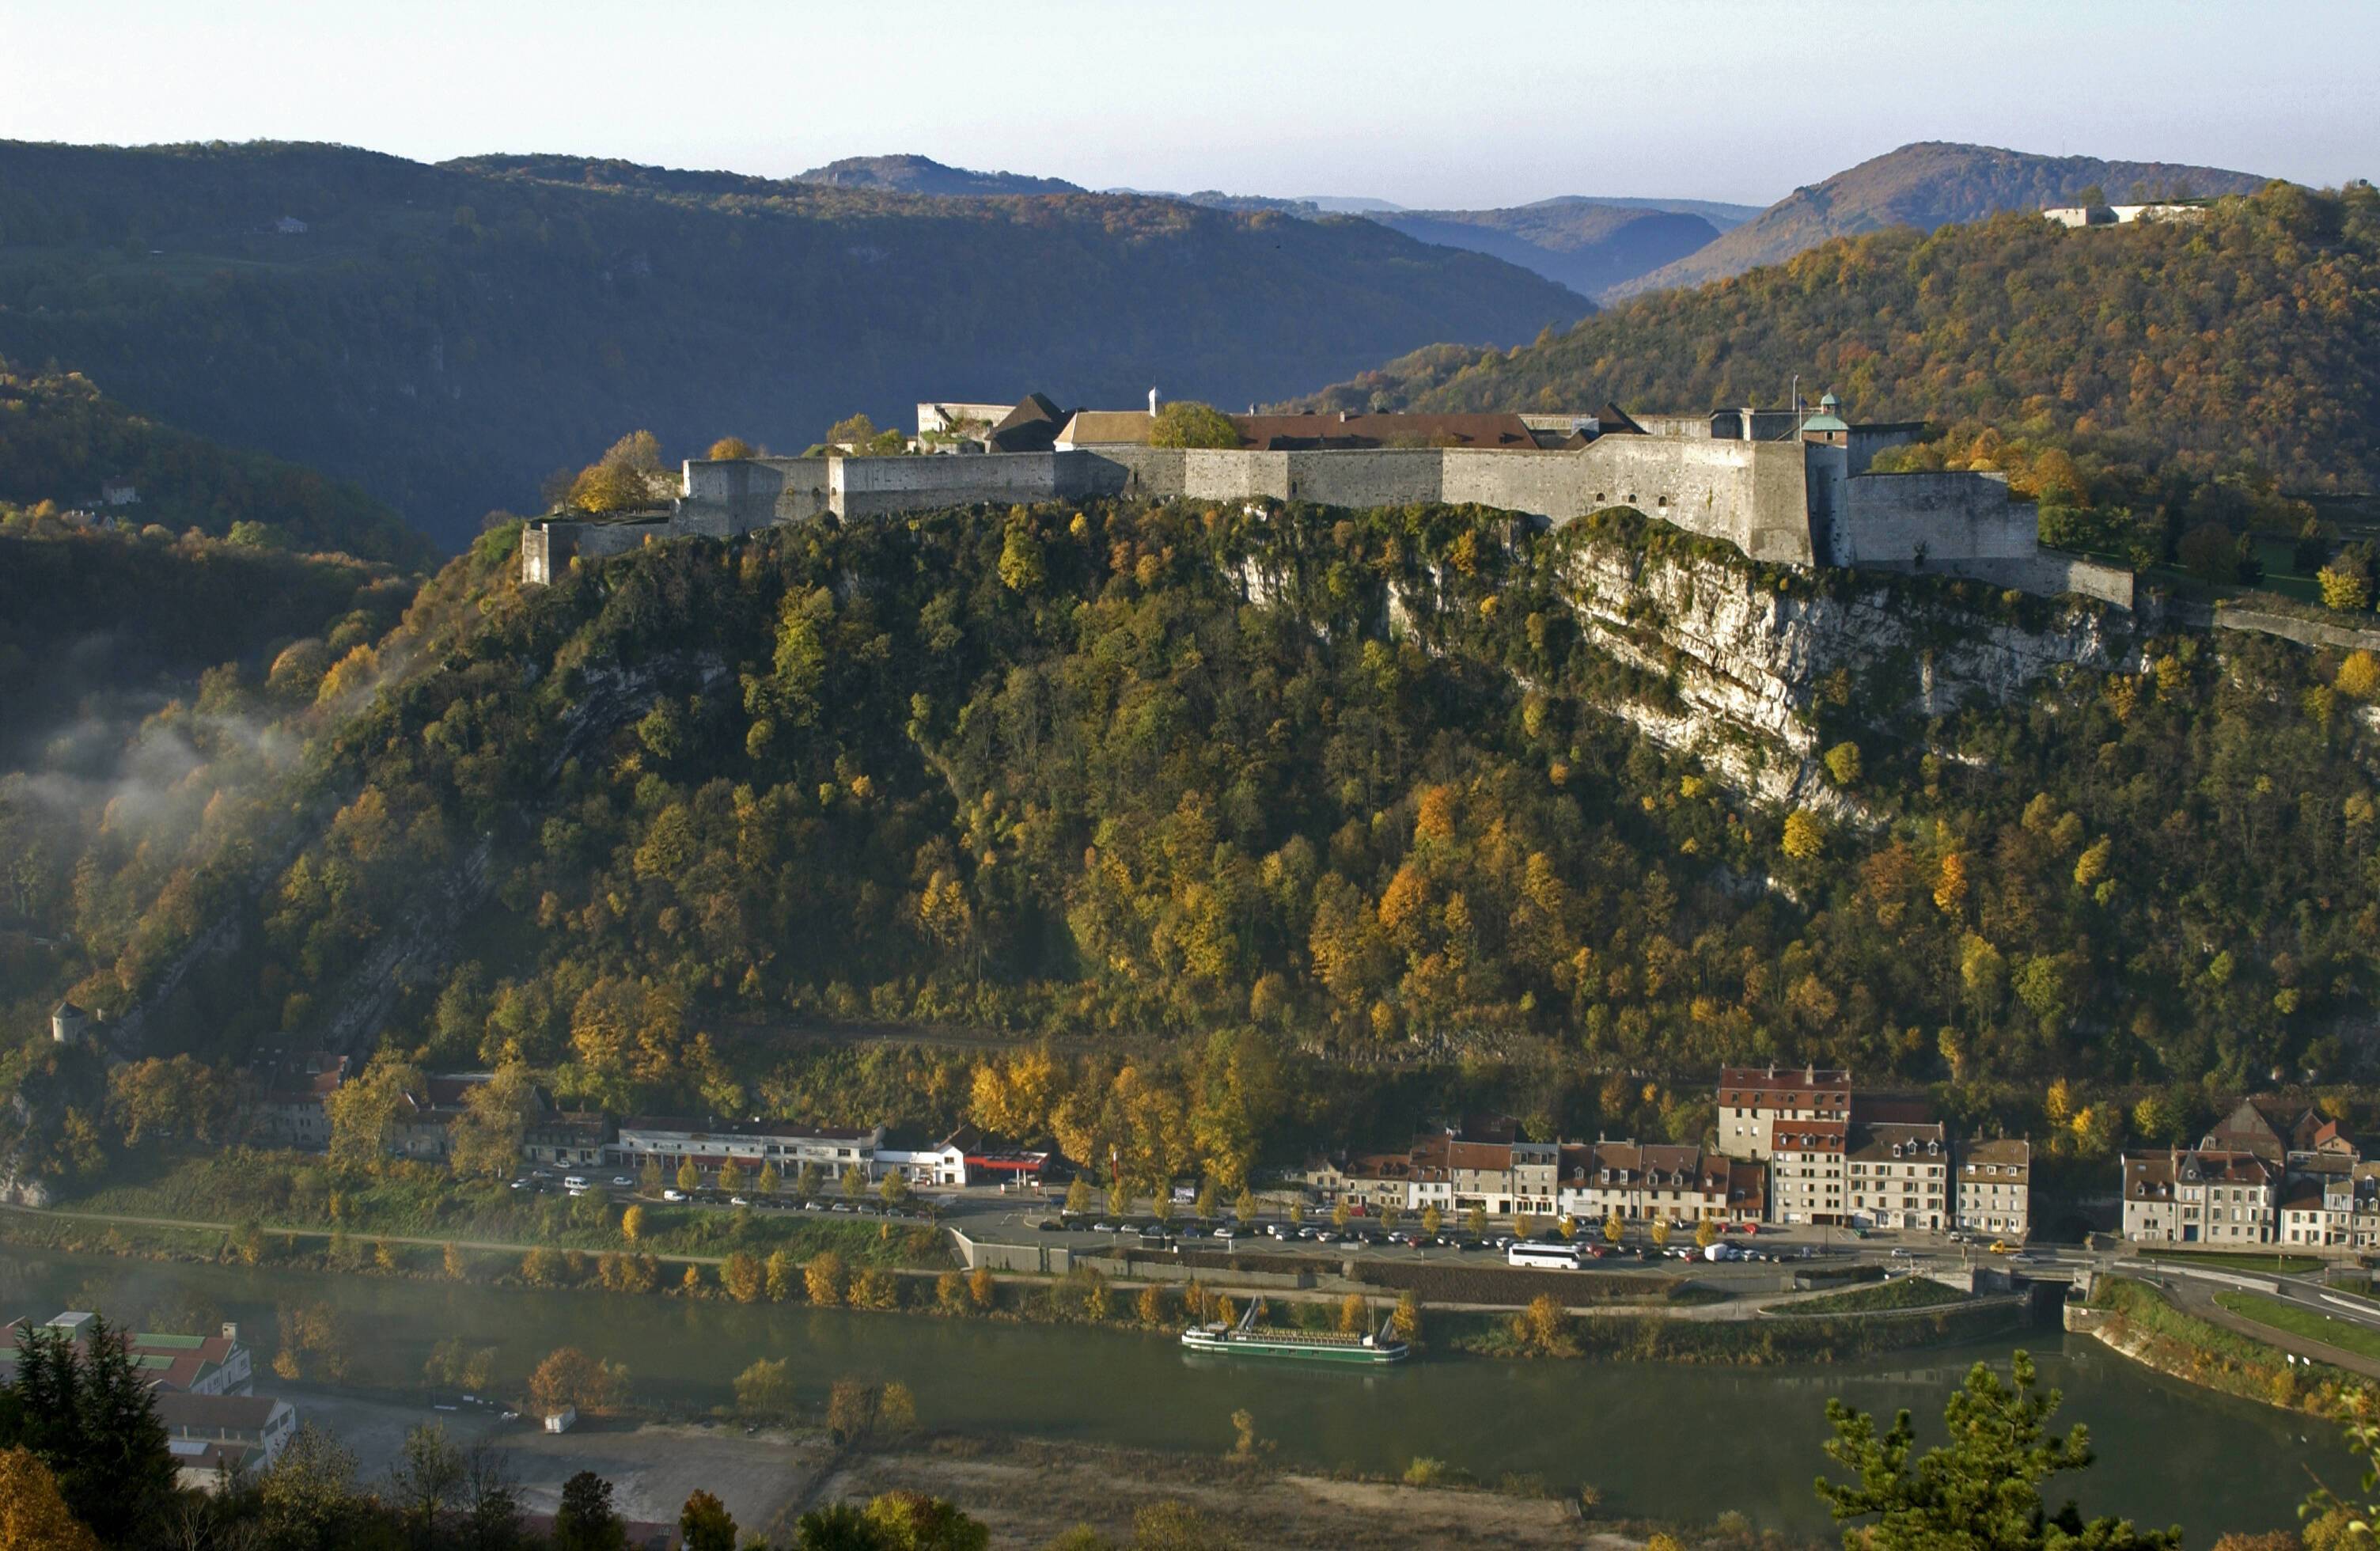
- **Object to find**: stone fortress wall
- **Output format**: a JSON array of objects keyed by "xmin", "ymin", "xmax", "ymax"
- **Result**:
[{"xmin": 525, "ymin": 416, "xmax": 2132, "ymax": 608}]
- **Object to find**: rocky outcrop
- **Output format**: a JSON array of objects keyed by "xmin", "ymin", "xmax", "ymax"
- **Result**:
[{"xmin": 1557, "ymin": 540, "xmax": 2139, "ymax": 814}]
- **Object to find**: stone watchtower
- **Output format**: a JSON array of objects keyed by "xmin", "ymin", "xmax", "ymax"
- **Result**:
[{"xmin": 51, "ymin": 1001, "xmax": 88, "ymax": 1046}]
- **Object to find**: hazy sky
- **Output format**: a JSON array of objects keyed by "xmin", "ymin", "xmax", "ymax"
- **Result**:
[{"xmin": 5, "ymin": 0, "xmax": 2373, "ymax": 207}]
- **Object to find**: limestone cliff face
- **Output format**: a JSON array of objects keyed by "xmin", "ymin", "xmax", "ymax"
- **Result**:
[
  {"xmin": 1237, "ymin": 530, "xmax": 2135, "ymax": 817},
  {"xmin": 1557, "ymin": 539, "xmax": 2137, "ymax": 815}
]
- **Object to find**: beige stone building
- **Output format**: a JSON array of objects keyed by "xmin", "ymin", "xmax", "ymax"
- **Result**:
[
  {"xmin": 1845, "ymin": 1122, "xmax": 1950, "ymax": 1231},
  {"xmin": 1955, "ymin": 1140, "xmax": 2031, "ymax": 1240},
  {"xmin": 1770, "ymin": 1119, "xmax": 1848, "ymax": 1224},
  {"xmin": 2120, "ymin": 1147, "xmax": 2275, "ymax": 1244},
  {"xmin": 1556, "ymin": 1142, "xmax": 1738, "ymax": 1225},
  {"xmin": 1715, "ymin": 1065, "xmax": 1852, "ymax": 1161}
]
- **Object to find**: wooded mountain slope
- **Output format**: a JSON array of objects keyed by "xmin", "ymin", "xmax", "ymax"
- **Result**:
[
  {"xmin": 0, "ymin": 363, "xmax": 432, "ymax": 566},
  {"xmin": 0, "ymin": 140, "xmax": 1581, "ymax": 550},
  {"xmin": 14, "ymin": 495, "xmax": 2374, "ymax": 1145},
  {"xmin": 1300, "ymin": 183, "xmax": 2380, "ymax": 501},
  {"xmin": 1612, "ymin": 141, "xmax": 2271, "ymax": 297}
]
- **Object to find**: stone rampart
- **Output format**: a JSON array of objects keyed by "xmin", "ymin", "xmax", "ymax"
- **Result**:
[
  {"xmin": 681, "ymin": 457, "xmax": 830, "ymax": 527},
  {"xmin": 832, "ymin": 451, "xmax": 1064, "ymax": 517},
  {"xmin": 1839, "ymin": 471, "xmax": 2036, "ymax": 566},
  {"xmin": 539, "ymin": 442, "xmax": 2151, "ymax": 607},
  {"xmin": 1446, "ymin": 438, "xmax": 1817, "ymax": 565}
]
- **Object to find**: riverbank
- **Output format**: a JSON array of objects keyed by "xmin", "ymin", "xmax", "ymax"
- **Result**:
[
  {"xmin": 0, "ymin": 1243, "xmax": 2336, "ymax": 1537},
  {"xmin": 2081, "ymin": 1276, "xmax": 2367, "ymax": 1416},
  {"xmin": 0, "ymin": 1202, "xmax": 2027, "ymax": 1368}
]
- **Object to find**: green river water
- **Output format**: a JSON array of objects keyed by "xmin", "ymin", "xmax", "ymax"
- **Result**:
[{"xmin": 0, "ymin": 1248, "xmax": 2339, "ymax": 1535}]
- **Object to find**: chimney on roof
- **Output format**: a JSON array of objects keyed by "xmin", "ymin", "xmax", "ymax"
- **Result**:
[
  {"xmin": 1339, "ymin": 410, "xmax": 1350, "ymax": 423},
  {"xmin": 1148, "ymin": 387, "xmax": 1160, "ymax": 416}
]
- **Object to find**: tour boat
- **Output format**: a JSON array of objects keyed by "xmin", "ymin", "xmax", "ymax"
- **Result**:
[{"xmin": 1178, "ymin": 1297, "xmax": 1409, "ymax": 1365}]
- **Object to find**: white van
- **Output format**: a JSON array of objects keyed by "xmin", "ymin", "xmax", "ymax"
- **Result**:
[{"xmin": 563, "ymin": 1175, "xmax": 589, "ymax": 1190}]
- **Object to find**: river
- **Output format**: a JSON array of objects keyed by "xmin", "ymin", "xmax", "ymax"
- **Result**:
[{"xmin": 0, "ymin": 1247, "xmax": 2340, "ymax": 1535}]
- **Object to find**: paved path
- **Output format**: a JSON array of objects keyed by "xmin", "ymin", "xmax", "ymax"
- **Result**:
[
  {"xmin": 0, "ymin": 1202, "xmax": 737, "ymax": 1267},
  {"xmin": 2139, "ymin": 1270, "xmax": 2380, "ymax": 1382}
]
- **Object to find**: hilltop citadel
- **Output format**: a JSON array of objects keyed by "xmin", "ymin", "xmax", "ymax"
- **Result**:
[{"xmin": 521, "ymin": 392, "xmax": 2133, "ymax": 607}]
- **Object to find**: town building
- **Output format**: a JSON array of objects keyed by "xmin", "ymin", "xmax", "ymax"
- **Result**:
[
  {"xmin": 250, "ymin": 1051, "xmax": 348, "ymax": 1151},
  {"xmin": 0, "ymin": 1314, "xmax": 253, "ymax": 1396},
  {"xmin": 157, "ymin": 1392, "xmax": 297, "ymax": 1491},
  {"xmin": 2120, "ymin": 1147, "xmax": 2276, "ymax": 1245},
  {"xmin": 1715, "ymin": 1065, "xmax": 1853, "ymax": 1162},
  {"xmin": 2120, "ymin": 1098, "xmax": 2364, "ymax": 1250},
  {"xmin": 610, "ymin": 1117, "xmax": 886, "ymax": 1179},
  {"xmin": 1956, "ymin": 1140, "xmax": 2031, "ymax": 1241},
  {"xmin": 2042, "ymin": 202, "xmax": 2209, "ymax": 229},
  {"xmin": 1769, "ymin": 1120, "xmax": 1848, "ymax": 1226},
  {"xmin": 1556, "ymin": 1141, "xmax": 1738, "ymax": 1225},
  {"xmin": 522, "ymin": 1110, "xmax": 613, "ymax": 1170},
  {"xmin": 1844, "ymin": 1121, "xmax": 1950, "ymax": 1232}
]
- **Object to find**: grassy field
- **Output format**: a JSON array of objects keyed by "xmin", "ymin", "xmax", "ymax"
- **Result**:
[
  {"xmin": 60, "ymin": 1146, "xmax": 949, "ymax": 1268},
  {"xmin": 2136, "ymin": 1247, "xmax": 2324, "ymax": 1276},
  {"xmin": 1780, "ymin": 1276, "xmax": 1969, "ymax": 1316},
  {"xmin": 2214, "ymin": 1291, "xmax": 2380, "ymax": 1363}
]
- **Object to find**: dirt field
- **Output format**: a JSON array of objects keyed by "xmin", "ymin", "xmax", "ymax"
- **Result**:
[
  {"xmin": 279, "ymin": 1386, "xmax": 821, "ymax": 1531},
  {"xmin": 282, "ymin": 1387, "xmax": 1622, "ymax": 1548},
  {"xmin": 792, "ymin": 1433, "xmax": 1594, "ymax": 1550}
]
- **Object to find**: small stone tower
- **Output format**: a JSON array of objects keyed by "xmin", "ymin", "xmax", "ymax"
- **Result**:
[{"xmin": 51, "ymin": 1001, "xmax": 87, "ymax": 1047}]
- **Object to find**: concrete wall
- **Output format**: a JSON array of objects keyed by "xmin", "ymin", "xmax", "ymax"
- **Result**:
[
  {"xmin": 1632, "ymin": 414, "xmax": 1713, "ymax": 439},
  {"xmin": 1443, "ymin": 438, "xmax": 1817, "ymax": 565},
  {"xmin": 832, "ymin": 452, "xmax": 1062, "ymax": 517},
  {"xmin": 682, "ymin": 457, "xmax": 831, "ymax": 528},
  {"xmin": 1283, "ymin": 449, "xmax": 1446, "ymax": 509},
  {"xmin": 1840, "ymin": 472, "xmax": 2035, "ymax": 564},
  {"xmin": 1861, "ymin": 550, "xmax": 2136, "ymax": 609}
]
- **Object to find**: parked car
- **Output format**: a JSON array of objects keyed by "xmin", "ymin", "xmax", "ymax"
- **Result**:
[
  {"xmin": 661, "ymin": 1189, "xmax": 686, "ymax": 1202},
  {"xmin": 508, "ymin": 1179, "xmax": 529, "ymax": 1190},
  {"xmin": 1036, "ymin": 1220, "xmax": 1065, "ymax": 1232},
  {"xmin": 610, "ymin": 1175, "xmax": 633, "ymax": 1187},
  {"xmin": 730, "ymin": 1196, "xmax": 750, "ymax": 1208}
]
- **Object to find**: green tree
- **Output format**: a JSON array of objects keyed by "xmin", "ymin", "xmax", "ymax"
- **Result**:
[
  {"xmin": 998, "ymin": 523, "xmax": 1046, "ymax": 592},
  {"xmin": 680, "ymin": 1488, "xmax": 737, "ymax": 1551},
  {"xmin": 676, "ymin": 1156, "xmax": 700, "ymax": 1193},
  {"xmin": 1148, "ymin": 401, "xmax": 1242, "ymax": 449},
  {"xmin": 1816, "ymin": 1352, "xmax": 2179, "ymax": 1551},
  {"xmin": 1824, "ymin": 741, "xmax": 1863, "ymax": 787},
  {"xmin": 734, "ymin": 1357, "xmax": 795, "ymax": 1418},
  {"xmin": 552, "ymin": 1470, "xmax": 627, "ymax": 1551},
  {"xmin": 1065, "ymin": 1177, "xmax": 1093, "ymax": 1216}
]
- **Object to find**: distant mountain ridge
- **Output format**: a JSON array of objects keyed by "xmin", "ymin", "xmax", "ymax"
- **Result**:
[
  {"xmin": 1366, "ymin": 202, "xmax": 1722, "ymax": 299},
  {"xmin": 795, "ymin": 153, "xmax": 1083, "ymax": 197},
  {"xmin": 0, "ymin": 140, "xmax": 1581, "ymax": 549},
  {"xmin": 1610, "ymin": 140, "xmax": 2272, "ymax": 296}
]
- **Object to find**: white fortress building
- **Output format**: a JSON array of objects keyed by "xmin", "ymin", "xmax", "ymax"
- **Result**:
[{"xmin": 522, "ymin": 392, "xmax": 2131, "ymax": 608}]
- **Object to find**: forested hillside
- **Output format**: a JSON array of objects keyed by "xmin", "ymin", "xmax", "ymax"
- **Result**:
[
  {"xmin": 1611, "ymin": 141, "xmax": 2271, "ymax": 296},
  {"xmin": 1301, "ymin": 183, "xmax": 2380, "ymax": 567},
  {"xmin": 8, "ymin": 490, "xmax": 2373, "ymax": 1186},
  {"xmin": 0, "ymin": 140, "xmax": 1581, "ymax": 550},
  {"xmin": 0, "ymin": 362, "xmax": 432, "ymax": 565}
]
